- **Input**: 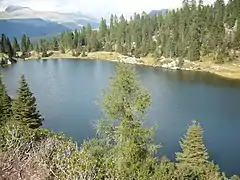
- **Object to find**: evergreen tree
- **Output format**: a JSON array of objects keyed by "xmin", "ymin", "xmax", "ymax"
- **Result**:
[
  {"xmin": 12, "ymin": 75, "xmax": 43, "ymax": 128},
  {"xmin": 5, "ymin": 37, "xmax": 14, "ymax": 60},
  {"xmin": 188, "ymin": 18, "xmax": 201, "ymax": 61},
  {"xmin": 26, "ymin": 37, "xmax": 31, "ymax": 52},
  {"xmin": 73, "ymin": 29, "xmax": 79, "ymax": 49},
  {"xmin": 0, "ymin": 34, "xmax": 7, "ymax": 54},
  {"xmin": 153, "ymin": 157, "xmax": 176, "ymax": 180},
  {"xmin": 12, "ymin": 37, "xmax": 20, "ymax": 54},
  {"xmin": 175, "ymin": 120, "xmax": 221, "ymax": 179},
  {"xmin": 98, "ymin": 62, "xmax": 159, "ymax": 179},
  {"xmin": 40, "ymin": 39, "xmax": 48, "ymax": 57},
  {"xmin": 21, "ymin": 34, "xmax": 28, "ymax": 54},
  {"xmin": 98, "ymin": 18, "xmax": 108, "ymax": 48},
  {"xmin": 31, "ymin": 0, "xmax": 240, "ymax": 62},
  {"xmin": 35, "ymin": 44, "xmax": 40, "ymax": 54},
  {"xmin": 53, "ymin": 37, "xmax": 59, "ymax": 51},
  {"xmin": 0, "ymin": 75, "xmax": 12, "ymax": 124},
  {"xmin": 233, "ymin": 19, "xmax": 240, "ymax": 50}
]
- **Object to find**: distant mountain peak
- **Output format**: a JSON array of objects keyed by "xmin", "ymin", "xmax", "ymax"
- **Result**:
[
  {"xmin": 5, "ymin": 5, "xmax": 32, "ymax": 12},
  {"xmin": 149, "ymin": 9, "xmax": 168, "ymax": 16}
]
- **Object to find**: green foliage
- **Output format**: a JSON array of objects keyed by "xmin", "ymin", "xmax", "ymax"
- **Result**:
[
  {"xmin": 53, "ymin": 37, "xmax": 59, "ymax": 51},
  {"xmin": 12, "ymin": 75, "xmax": 43, "ymax": 128},
  {"xmin": 40, "ymin": 38, "xmax": 48, "ymax": 57},
  {"xmin": 175, "ymin": 120, "xmax": 221, "ymax": 179},
  {"xmin": 0, "ymin": 75, "xmax": 12, "ymax": 125},
  {"xmin": 0, "ymin": 34, "xmax": 15, "ymax": 60},
  {"xmin": 12, "ymin": 37, "xmax": 20, "ymax": 54},
  {"xmin": 35, "ymin": 0, "xmax": 240, "ymax": 62},
  {"xmin": 0, "ymin": 34, "xmax": 7, "ymax": 54},
  {"xmin": 5, "ymin": 37, "xmax": 14, "ymax": 60},
  {"xmin": 98, "ymin": 62, "xmax": 159, "ymax": 179},
  {"xmin": 153, "ymin": 157, "xmax": 176, "ymax": 180},
  {"xmin": 0, "ymin": 64, "xmax": 238, "ymax": 179},
  {"xmin": 231, "ymin": 175, "xmax": 240, "ymax": 180},
  {"xmin": 81, "ymin": 47, "xmax": 87, "ymax": 57},
  {"xmin": 21, "ymin": 34, "xmax": 28, "ymax": 54}
]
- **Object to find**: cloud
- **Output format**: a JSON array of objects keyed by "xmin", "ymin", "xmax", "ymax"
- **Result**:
[{"xmin": 0, "ymin": 0, "xmax": 218, "ymax": 18}]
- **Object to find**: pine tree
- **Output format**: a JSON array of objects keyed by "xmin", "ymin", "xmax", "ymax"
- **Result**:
[
  {"xmin": 73, "ymin": 29, "xmax": 79, "ymax": 49},
  {"xmin": 175, "ymin": 120, "xmax": 220, "ymax": 179},
  {"xmin": 40, "ymin": 39, "xmax": 48, "ymax": 57},
  {"xmin": 29, "ymin": 0, "xmax": 240, "ymax": 62},
  {"xmin": 98, "ymin": 62, "xmax": 159, "ymax": 179},
  {"xmin": 153, "ymin": 157, "xmax": 176, "ymax": 180},
  {"xmin": 0, "ymin": 34, "xmax": 7, "ymax": 54},
  {"xmin": 233, "ymin": 18, "xmax": 240, "ymax": 50},
  {"xmin": 21, "ymin": 34, "xmax": 28, "ymax": 55},
  {"xmin": 53, "ymin": 37, "xmax": 59, "ymax": 51},
  {"xmin": 6, "ymin": 37, "xmax": 14, "ymax": 60},
  {"xmin": 98, "ymin": 18, "xmax": 108, "ymax": 48},
  {"xmin": 12, "ymin": 37, "xmax": 20, "ymax": 54},
  {"xmin": 12, "ymin": 75, "xmax": 43, "ymax": 129},
  {"xmin": 26, "ymin": 37, "xmax": 31, "ymax": 52},
  {"xmin": 188, "ymin": 23, "xmax": 201, "ymax": 61},
  {"xmin": 35, "ymin": 44, "xmax": 40, "ymax": 54},
  {"xmin": 0, "ymin": 75, "xmax": 12, "ymax": 124}
]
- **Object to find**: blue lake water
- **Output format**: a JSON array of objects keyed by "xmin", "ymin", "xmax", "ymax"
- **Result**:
[{"xmin": 1, "ymin": 59, "xmax": 240, "ymax": 176}]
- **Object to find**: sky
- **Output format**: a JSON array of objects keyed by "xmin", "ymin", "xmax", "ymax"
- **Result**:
[{"xmin": 0, "ymin": 0, "xmax": 217, "ymax": 18}]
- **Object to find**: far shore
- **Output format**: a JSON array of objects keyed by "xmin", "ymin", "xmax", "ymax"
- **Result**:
[{"xmin": 21, "ymin": 51, "xmax": 240, "ymax": 80}]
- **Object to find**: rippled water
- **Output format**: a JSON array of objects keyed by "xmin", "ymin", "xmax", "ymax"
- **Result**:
[{"xmin": 1, "ymin": 59, "xmax": 240, "ymax": 176}]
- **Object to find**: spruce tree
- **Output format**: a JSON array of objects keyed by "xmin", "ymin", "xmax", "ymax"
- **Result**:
[
  {"xmin": 21, "ymin": 34, "xmax": 28, "ymax": 55},
  {"xmin": 0, "ymin": 34, "xmax": 7, "ymax": 54},
  {"xmin": 12, "ymin": 37, "xmax": 20, "ymax": 54},
  {"xmin": 6, "ymin": 37, "xmax": 14, "ymax": 60},
  {"xmin": 175, "ymin": 120, "xmax": 221, "ymax": 179},
  {"xmin": 98, "ymin": 18, "xmax": 108, "ymax": 47},
  {"xmin": 35, "ymin": 44, "xmax": 40, "ymax": 54},
  {"xmin": 0, "ymin": 75, "xmax": 12, "ymax": 124},
  {"xmin": 26, "ymin": 37, "xmax": 31, "ymax": 52},
  {"xmin": 12, "ymin": 75, "xmax": 43, "ymax": 128}
]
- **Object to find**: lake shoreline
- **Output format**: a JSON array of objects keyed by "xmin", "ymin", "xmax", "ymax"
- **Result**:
[{"xmin": 24, "ymin": 51, "xmax": 240, "ymax": 80}]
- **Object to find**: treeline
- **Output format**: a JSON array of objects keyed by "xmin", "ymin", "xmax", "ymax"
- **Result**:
[
  {"xmin": 1, "ymin": 0, "xmax": 240, "ymax": 62},
  {"xmin": 0, "ymin": 63, "xmax": 240, "ymax": 179},
  {"xmin": 36, "ymin": 0, "xmax": 240, "ymax": 62},
  {"xmin": 0, "ymin": 33, "xmax": 33, "ymax": 64}
]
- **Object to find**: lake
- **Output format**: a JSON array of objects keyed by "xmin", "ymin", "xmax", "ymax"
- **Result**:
[{"xmin": 1, "ymin": 59, "xmax": 240, "ymax": 176}]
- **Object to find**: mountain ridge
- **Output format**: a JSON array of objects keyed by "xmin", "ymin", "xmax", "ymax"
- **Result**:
[{"xmin": 0, "ymin": 5, "xmax": 100, "ymax": 38}]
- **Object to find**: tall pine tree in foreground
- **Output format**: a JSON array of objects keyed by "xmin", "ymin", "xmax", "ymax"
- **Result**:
[
  {"xmin": 12, "ymin": 75, "xmax": 43, "ymax": 128},
  {"xmin": 175, "ymin": 120, "xmax": 221, "ymax": 179},
  {"xmin": 0, "ymin": 75, "xmax": 12, "ymax": 124},
  {"xmin": 97, "ymin": 62, "xmax": 159, "ymax": 179}
]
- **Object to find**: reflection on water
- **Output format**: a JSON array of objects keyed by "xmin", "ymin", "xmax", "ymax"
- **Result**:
[{"xmin": 162, "ymin": 69, "xmax": 240, "ymax": 87}]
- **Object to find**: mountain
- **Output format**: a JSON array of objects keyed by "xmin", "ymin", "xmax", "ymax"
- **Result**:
[
  {"xmin": 0, "ymin": 5, "xmax": 100, "ymax": 38},
  {"xmin": 0, "ymin": 18, "xmax": 70, "ymax": 39},
  {"xmin": 148, "ymin": 9, "xmax": 168, "ymax": 16},
  {"xmin": 5, "ymin": 5, "xmax": 32, "ymax": 12}
]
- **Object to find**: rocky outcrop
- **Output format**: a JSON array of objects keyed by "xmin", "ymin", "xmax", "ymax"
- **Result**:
[{"xmin": 117, "ymin": 56, "xmax": 142, "ymax": 65}]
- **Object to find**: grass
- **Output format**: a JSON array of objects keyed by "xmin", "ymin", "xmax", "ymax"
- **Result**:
[
  {"xmin": 26, "ymin": 51, "xmax": 121, "ymax": 61},
  {"xmin": 85, "ymin": 51, "xmax": 121, "ymax": 60},
  {"xmin": 140, "ymin": 54, "xmax": 156, "ymax": 65},
  {"xmin": 192, "ymin": 56, "xmax": 240, "ymax": 79}
]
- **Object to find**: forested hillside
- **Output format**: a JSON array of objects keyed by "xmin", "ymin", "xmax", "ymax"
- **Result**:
[
  {"xmin": 36, "ymin": 0, "xmax": 240, "ymax": 62},
  {"xmin": 1, "ymin": 0, "xmax": 240, "ymax": 63}
]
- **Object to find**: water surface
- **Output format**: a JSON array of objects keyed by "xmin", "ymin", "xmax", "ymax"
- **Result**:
[{"xmin": 1, "ymin": 59, "xmax": 240, "ymax": 176}]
